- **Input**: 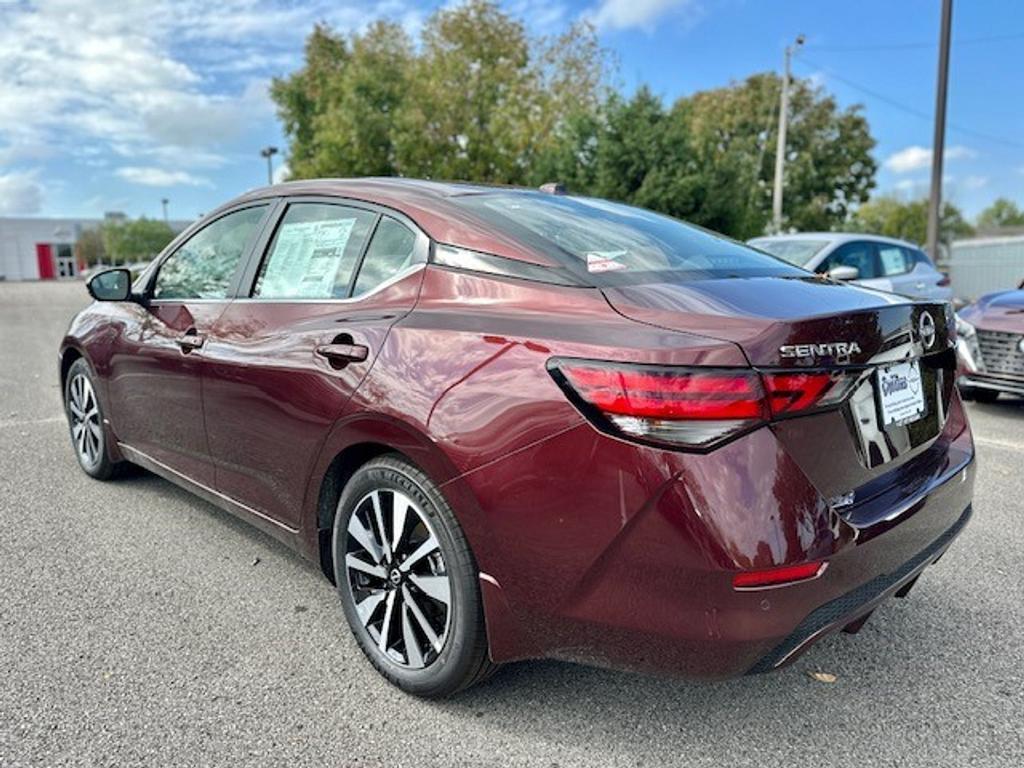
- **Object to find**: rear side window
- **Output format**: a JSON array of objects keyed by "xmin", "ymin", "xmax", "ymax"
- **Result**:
[
  {"xmin": 153, "ymin": 206, "xmax": 267, "ymax": 300},
  {"xmin": 817, "ymin": 241, "xmax": 879, "ymax": 280},
  {"xmin": 878, "ymin": 244, "xmax": 910, "ymax": 276},
  {"xmin": 749, "ymin": 239, "xmax": 830, "ymax": 267},
  {"xmin": 453, "ymin": 192, "xmax": 803, "ymax": 282},
  {"xmin": 353, "ymin": 217, "xmax": 422, "ymax": 296},
  {"xmin": 253, "ymin": 203, "xmax": 376, "ymax": 299}
]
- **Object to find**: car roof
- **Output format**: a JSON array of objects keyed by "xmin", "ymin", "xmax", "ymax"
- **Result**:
[
  {"xmin": 750, "ymin": 232, "xmax": 922, "ymax": 249},
  {"xmin": 226, "ymin": 177, "xmax": 564, "ymax": 268}
]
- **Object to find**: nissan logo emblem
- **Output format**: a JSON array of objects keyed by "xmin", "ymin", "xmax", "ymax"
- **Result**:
[{"xmin": 918, "ymin": 312, "xmax": 936, "ymax": 350}]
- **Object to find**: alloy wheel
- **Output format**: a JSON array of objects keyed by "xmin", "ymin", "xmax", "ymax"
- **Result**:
[
  {"xmin": 344, "ymin": 488, "xmax": 452, "ymax": 669},
  {"xmin": 68, "ymin": 373, "xmax": 102, "ymax": 467}
]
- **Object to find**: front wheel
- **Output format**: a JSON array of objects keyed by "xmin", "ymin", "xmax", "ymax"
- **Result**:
[
  {"xmin": 332, "ymin": 455, "xmax": 496, "ymax": 698},
  {"xmin": 64, "ymin": 358, "xmax": 122, "ymax": 480}
]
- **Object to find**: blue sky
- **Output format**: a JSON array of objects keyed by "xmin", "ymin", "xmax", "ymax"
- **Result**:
[{"xmin": 0, "ymin": 0, "xmax": 1021, "ymax": 222}]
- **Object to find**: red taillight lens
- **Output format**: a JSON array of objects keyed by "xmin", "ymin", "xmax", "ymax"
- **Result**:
[
  {"xmin": 550, "ymin": 360, "xmax": 858, "ymax": 450},
  {"xmin": 761, "ymin": 372, "xmax": 855, "ymax": 417},
  {"xmin": 558, "ymin": 365, "xmax": 768, "ymax": 421},
  {"xmin": 732, "ymin": 561, "xmax": 827, "ymax": 590}
]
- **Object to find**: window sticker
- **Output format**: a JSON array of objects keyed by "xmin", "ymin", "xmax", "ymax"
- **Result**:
[
  {"xmin": 260, "ymin": 218, "xmax": 356, "ymax": 297},
  {"xmin": 586, "ymin": 250, "xmax": 629, "ymax": 273}
]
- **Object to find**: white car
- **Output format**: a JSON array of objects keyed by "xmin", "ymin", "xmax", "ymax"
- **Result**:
[{"xmin": 748, "ymin": 233, "xmax": 953, "ymax": 302}]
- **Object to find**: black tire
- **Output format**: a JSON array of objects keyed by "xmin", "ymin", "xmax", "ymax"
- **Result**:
[
  {"xmin": 331, "ymin": 454, "xmax": 496, "ymax": 698},
  {"xmin": 64, "ymin": 358, "xmax": 122, "ymax": 480}
]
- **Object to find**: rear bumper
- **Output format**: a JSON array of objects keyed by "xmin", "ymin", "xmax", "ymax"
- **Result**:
[{"xmin": 748, "ymin": 503, "xmax": 971, "ymax": 673}]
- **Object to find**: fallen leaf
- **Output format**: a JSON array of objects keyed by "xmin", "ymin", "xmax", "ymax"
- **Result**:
[{"xmin": 808, "ymin": 671, "xmax": 837, "ymax": 684}]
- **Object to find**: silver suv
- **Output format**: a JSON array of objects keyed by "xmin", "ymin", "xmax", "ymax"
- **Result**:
[{"xmin": 748, "ymin": 233, "xmax": 953, "ymax": 302}]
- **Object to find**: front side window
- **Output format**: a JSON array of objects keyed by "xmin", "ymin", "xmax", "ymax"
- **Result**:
[
  {"xmin": 353, "ymin": 217, "xmax": 422, "ymax": 296},
  {"xmin": 453, "ymin": 192, "xmax": 804, "ymax": 282},
  {"xmin": 253, "ymin": 203, "xmax": 376, "ymax": 299},
  {"xmin": 153, "ymin": 206, "xmax": 267, "ymax": 300},
  {"xmin": 817, "ymin": 241, "xmax": 879, "ymax": 280},
  {"xmin": 878, "ymin": 244, "xmax": 910, "ymax": 276}
]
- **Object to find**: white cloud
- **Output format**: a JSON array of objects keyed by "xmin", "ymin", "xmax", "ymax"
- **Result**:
[
  {"xmin": 0, "ymin": 1, "xmax": 416, "ymax": 175},
  {"xmin": 884, "ymin": 144, "xmax": 977, "ymax": 174},
  {"xmin": 964, "ymin": 175, "xmax": 989, "ymax": 190},
  {"xmin": 0, "ymin": 170, "xmax": 44, "ymax": 214},
  {"xmin": 115, "ymin": 167, "xmax": 212, "ymax": 188},
  {"xmin": 588, "ymin": 0, "xmax": 701, "ymax": 32},
  {"xmin": 272, "ymin": 161, "xmax": 291, "ymax": 184}
]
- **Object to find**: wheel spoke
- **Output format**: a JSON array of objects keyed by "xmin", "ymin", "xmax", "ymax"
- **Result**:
[
  {"xmin": 348, "ymin": 514, "xmax": 383, "ymax": 564},
  {"xmin": 69, "ymin": 401, "xmax": 84, "ymax": 419},
  {"xmin": 402, "ymin": 602, "xmax": 425, "ymax": 667},
  {"xmin": 86, "ymin": 420, "xmax": 101, "ymax": 440},
  {"xmin": 391, "ymin": 495, "xmax": 409, "ymax": 553},
  {"xmin": 409, "ymin": 574, "xmax": 451, "ymax": 606},
  {"xmin": 377, "ymin": 590, "xmax": 397, "ymax": 653},
  {"xmin": 355, "ymin": 590, "xmax": 387, "ymax": 627},
  {"xmin": 345, "ymin": 553, "xmax": 387, "ymax": 580},
  {"xmin": 402, "ymin": 584, "xmax": 441, "ymax": 652},
  {"xmin": 371, "ymin": 491, "xmax": 392, "ymax": 562},
  {"xmin": 399, "ymin": 535, "xmax": 438, "ymax": 573}
]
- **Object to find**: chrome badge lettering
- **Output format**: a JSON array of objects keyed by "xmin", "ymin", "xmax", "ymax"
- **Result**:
[{"xmin": 779, "ymin": 341, "xmax": 863, "ymax": 359}]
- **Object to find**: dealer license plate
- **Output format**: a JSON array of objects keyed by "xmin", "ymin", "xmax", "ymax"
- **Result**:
[{"xmin": 876, "ymin": 360, "xmax": 926, "ymax": 427}]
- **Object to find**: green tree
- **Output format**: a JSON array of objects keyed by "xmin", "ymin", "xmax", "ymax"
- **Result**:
[
  {"xmin": 976, "ymin": 197, "xmax": 1024, "ymax": 230},
  {"xmin": 101, "ymin": 218, "xmax": 175, "ymax": 264},
  {"xmin": 75, "ymin": 228, "xmax": 106, "ymax": 267},
  {"xmin": 272, "ymin": 1, "xmax": 611, "ymax": 183},
  {"xmin": 850, "ymin": 196, "xmax": 974, "ymax": 246}
]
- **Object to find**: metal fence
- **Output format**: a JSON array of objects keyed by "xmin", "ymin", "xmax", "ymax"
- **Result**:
[{"xmin": 950, "ymin": 236, "xmax": 1024, "ymax": 301}]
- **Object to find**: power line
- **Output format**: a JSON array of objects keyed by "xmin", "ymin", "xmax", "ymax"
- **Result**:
[
  {"xmin": 793, "ymin": 54, "xmax": 1024, "ymax": 150},
  {"xmin": 802, "ymin": 31, "xmax": 1024, "ymax": 53}
]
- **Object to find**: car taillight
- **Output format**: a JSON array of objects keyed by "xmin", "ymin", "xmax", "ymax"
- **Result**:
[
  {"xmin": 549, "ymin": 360, "xmax": 857, "ymax": 450},
  {"xmin": 937, "ymin": 274, "xmax": 951, "ymax": 287}
]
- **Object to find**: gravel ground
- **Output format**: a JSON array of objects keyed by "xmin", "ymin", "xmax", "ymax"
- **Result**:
[{"xmin": 1, "ymin": 281, "xmax": 1021, "ymax": 767}]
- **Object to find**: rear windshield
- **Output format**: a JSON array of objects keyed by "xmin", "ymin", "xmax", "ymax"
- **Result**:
[
  {"xmin": 748, "ymin": 238, "xmax": 830, "ymax": 266},
  {"xmin": 452, "ymin": 192, "xmax": 805, "ymax": 283}
]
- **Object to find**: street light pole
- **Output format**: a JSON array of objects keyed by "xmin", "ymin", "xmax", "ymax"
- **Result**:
[
  {"xmin": 926, "ymin": 0, "xmax": 954, "ymax": 261},
  {"xmin": 772, "ymin": 35, "xmax": 805, "ymax": 234},
  {"xmin": 260, "ymin": 146, "xmax": 279, "ymax": 186},
  {"xmin": 161, "ymin": 198, "xmax": 169, "ymax": 224}
]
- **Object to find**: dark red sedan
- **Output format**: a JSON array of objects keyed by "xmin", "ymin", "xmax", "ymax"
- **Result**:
[
  {"xmin": 61, "ymin": 179, "xmax": 975, "ymax": 697},
  {"xmin": 956, "ymin": 288, "xmax": 1024, "ymax": 401}
]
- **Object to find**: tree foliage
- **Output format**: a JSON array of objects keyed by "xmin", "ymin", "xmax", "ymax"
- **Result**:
[
  {"xmin": 976, "ymin": 197, "xmax": 1024, "ymax": 230},
  {"xmin": 101, "ymin": 218, "xmax": 175, "ymax": 264},
  {"xmin": 75, "ymin": 228, "xmax": 106, "ymax": 267},
  {"xmin": 272, "ymin": 1, "xmax": 876, "ymax": 240},
  {"xmin": 849, "ymin": 196, "xmax": 974, "ymax": 246}
]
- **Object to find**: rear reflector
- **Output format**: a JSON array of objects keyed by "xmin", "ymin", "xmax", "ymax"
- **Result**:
[
  {"xmin": 732, "ymin": 561, "xmax": 827, "ymax": 590},
  {"xmin": 549, "ymin": 359, "xmax": 858, "ymax": 450}
]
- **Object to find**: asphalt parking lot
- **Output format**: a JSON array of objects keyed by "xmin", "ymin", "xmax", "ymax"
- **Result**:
[{"xmin": 1, "ymin": 280, "xmax": 1022, "ymax": 767}]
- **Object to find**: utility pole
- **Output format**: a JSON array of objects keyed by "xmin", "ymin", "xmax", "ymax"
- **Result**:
[
  {"xmin": 161, "ymin": 198, "xmax": 169, "ymax": 224},
  {"xmin": 260, "ymin": 146, "xmax": 279, "ymax": 185},
  {"xmin": 926, "ymin": 0, "xmax": 954, "ymax": 261},
  {"xmin": 772, "ymin": 34, "xmax": 805, "ymax": 233}
]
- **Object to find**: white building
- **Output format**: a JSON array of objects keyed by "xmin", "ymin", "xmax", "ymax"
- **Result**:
[{"xmin": 0, "ymin": 215, "xmax": 191, "ymax": 281}]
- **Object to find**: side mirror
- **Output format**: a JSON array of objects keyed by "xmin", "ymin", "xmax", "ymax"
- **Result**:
[
  {"xmin": 87, "ymin": 268, "xmax": 133, "ymax": 302},
  {"xmin": 827, "ymin": 265, "xmax": 860, "ymax": 281}
]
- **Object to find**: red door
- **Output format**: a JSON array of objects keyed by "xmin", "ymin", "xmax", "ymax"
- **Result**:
[
  {"xmin": 201, "ymin": 202, "xmax": 428, "ymax": 529},
  {"xmin": 36, "ymin": 244, "xmax": 55, "ymax": 279}
]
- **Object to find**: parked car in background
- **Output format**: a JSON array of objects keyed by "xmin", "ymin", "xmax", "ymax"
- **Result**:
[
  {"xmin": 749, "ymin": 233, "xmax": 952, "ymax": 302},
  {"xmin": 61, "ymin": 180, "xmax": 974, "ymax": 697},
  {"xmin": 955, "ymin": 287, "xmax": 1024, "ymax": 401}
]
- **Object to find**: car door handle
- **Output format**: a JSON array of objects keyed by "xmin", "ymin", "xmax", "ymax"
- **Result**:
[
  {"xmin": 176, "ymin": 333, "xmax": 205, "ymax": 352},
  {"xmin": 315, "ymin": 343, "xmax": 369, "ymax": 363}
]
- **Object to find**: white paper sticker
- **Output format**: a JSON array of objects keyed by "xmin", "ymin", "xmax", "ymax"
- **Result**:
[{"xmin": 259, "ymin": 218, "xmax": 356, "ymax": 298}]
